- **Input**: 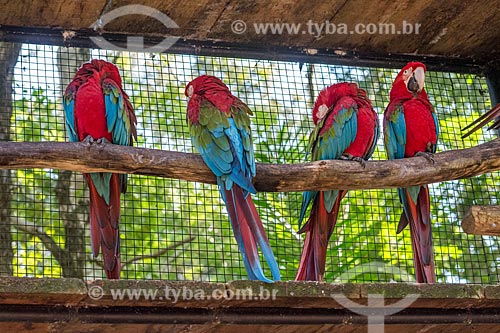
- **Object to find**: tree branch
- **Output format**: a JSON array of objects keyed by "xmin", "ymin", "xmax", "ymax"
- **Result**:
[
  {"xmin": 87, "ymin": 236, "xmax": 196, "ymax": 269},
  {"xmin": 0, "ymin": 139, "xmax": 498, "ymax": 191},
  {"xmin": 13, "ymin": 217, "xmax": 66, "ymax": 265},
  {"xmin": 120, "ymin": 235, "xmax": 196, "ymax": 268}
]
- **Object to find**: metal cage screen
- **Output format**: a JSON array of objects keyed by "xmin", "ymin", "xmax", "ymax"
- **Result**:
[{"xmin": 1, "ymin": 43, "xmax": 498, "ymax": 283}]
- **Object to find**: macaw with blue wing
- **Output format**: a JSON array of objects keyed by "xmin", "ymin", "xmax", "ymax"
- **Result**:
[
  {"xmin": 384, "ymin": 62, "xmax": 438, "ymax": 283},
  {"xmin": 296, "ymin": 82, "xmax": 379, "ymax": 281},
  {"xmin": 185, "ymin": 75, "xmax": 280, "ymax": 282},
  {"xmin": 63, "ymin": 60, "xmax": 137, "ymax": 279}
]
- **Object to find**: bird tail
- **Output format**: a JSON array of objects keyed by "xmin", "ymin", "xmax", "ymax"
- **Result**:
[
  {"xmin": 85, "ymin": 173, "xmax": 122, "ymax": 279},
  {"xmin": 462, "ymin": 103, "xmax": 500, "ymax": 138},
  {"xmin": 223, "ymin": 185, "xmax": 281, "ymax": 282},
  {"xmin": 397, "ymin": 185, "xmax": 435, "ymax": 283},
  {"xmin": 295, "ymin": 190, "xmax": 346, "ymax": 281}
]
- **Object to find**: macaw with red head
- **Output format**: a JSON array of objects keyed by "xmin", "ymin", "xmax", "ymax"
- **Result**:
[
  {"xmin": 63, "ymin": 59, "xmax": 137, "ymax": 279},
  {"xmin": 384, "ymin": 62, "xmax": 438, "ymax": 283},
  {"xmin": 296, "ymin": 82, "xmax": 379, "ymax": 281},
  {"xmin": 185, "ymin": 75, "xmax": 280, "ymax": 282}
]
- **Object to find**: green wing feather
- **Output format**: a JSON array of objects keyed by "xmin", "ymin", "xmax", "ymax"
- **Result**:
[{"xmin": 299, "ymin": 105, "xmax": 357, "ymax": 226}]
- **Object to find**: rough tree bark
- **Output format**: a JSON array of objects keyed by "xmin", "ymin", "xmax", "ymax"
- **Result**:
[
  {"xmin": 0, "ymin": 42, "xmax": 21, "ymax": 276},
  {"xmin": 462, "ymin": 206, "xmax": 500, "ymax": 236},
  {"xmin": 55, "ymin": 47, "xmax": 89, "ymax": 278},
  {"xmin": 0, "ymin": 139, "xmax": 497, "ymax": 191}
]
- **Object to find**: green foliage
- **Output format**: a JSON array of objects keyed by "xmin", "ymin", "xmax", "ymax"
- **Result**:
[{"xmin": 7, "ymin": 46, "xmax": 500, "ymax": 283}]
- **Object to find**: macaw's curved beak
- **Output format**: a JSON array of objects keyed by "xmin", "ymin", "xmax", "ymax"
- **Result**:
[{"xmin": 407, "ymin": 66, "xmax": 425, "ymax": 93}]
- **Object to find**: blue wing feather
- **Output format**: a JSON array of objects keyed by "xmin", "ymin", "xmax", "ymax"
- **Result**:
[
  {"xmin": 315, "ymin": 107, "xmax": 357, "ymax": 161},
  {"xmin": 299, "ymin": 106, "xmax": 357, "ymax": 224},
  {"xmin": 298, "ymin": 191, "xmax": 316, "ymax": 228},
  {"xmin": 189, "ymin": 96, "xmax": 278, "ymax": 282},
  {"xmin": 63, "ymin": 96, "xmax": 79, "ymax": 142},
  {"xmin": 317, "ymin": 107, "xmax": 357, "ymax": 211},
  {"xmin": 432, "ymin": 112, "xmax": 439, "ymax": 153},
  {"xmin": 385, "ymin": 105, "xmax": 406, "ymax": 160},
  {"xmin": 366, "ymin": 118, "xmax": 380, "ymax": 159},
  {"xmin": 191, "ymin": 102, "xmax": 255, "ymax": 196},
  {"xmin": 103, "ymin": 80, "xmax": 132, "ymax": 147}
]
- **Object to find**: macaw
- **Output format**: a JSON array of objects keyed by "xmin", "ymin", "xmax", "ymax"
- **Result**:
[
  {"xmin": 63, "ymin": 60, "xmax": 137, "ymax": 279},
  {"xmin": 296, "ymin": 82, "xmax": 379, "ymax": 281},
  {"xmin": 384, "ymin": 62, "xmax": 438, "ymax": 283},
  {"xmin": 462, "ymin": 103, "xmax": 500, "ymax": 138},
  {"xmin": 185, "ymin": 75, "xmax": 280, "ymax": 282}
]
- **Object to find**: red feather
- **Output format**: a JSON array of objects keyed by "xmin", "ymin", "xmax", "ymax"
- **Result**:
[
  {"xmin": 74, "ymin": 77, "xmax": 112, "ymax": 141},
  {"xmin": 345, "ymin": 102, "xmax": 379, "ymax": 157},
  {"xmin": 402, "ymin": 99, "xmax": 437, "ymax": 157},
  {"xmin": 185, "ymin": 75, "xmax": 238, "ymax": 122},
  {"xmin": 403, "ymin": 186, "xmax": 435, "ymax": 283},
  {"xmin": 68, "ymin": 60, "xmax": 136, "ymax": 279},
  {"xmin": 224, "ymin": 185, "xmax": 279, "ymax": 281},
  {"xmin": 296, "ymin": 191, "xmax": 347, "ymax": 281},
  {"xmin": 224, "ymin": 186, "xmax": 259, "ymax": 268},
  {"xmin": 297, "ymin": 82, "xmax": 378, "ymax": 282},
  {"xmin": 388, "ymin": 62, "xmax": 437, "ymax": 283},
  {"xmin": 85, "ymin": 174, "xmax": 121, "ymax": 279}
]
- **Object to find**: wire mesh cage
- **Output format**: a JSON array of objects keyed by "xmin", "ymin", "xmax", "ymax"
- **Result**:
[{"xmin": 1, "ymin": 42, "xmax": 498, "ymax": 283}]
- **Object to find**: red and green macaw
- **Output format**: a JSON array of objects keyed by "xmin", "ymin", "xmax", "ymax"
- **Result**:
[
  {"xmin": 384, "ymin": 62, "xmax": 438, "ymax": 283},
  {"xmin": 185, "ymin": 75, "xmax": 280, "ymax": 282},
  {"xmin": 296, "ymin": 82, "xmax": 379, "ymax": 281},
  {"xmin": 63, "ymin": 60, "xmax": 137, "ymax": 279},
  {"xmin": 462, "ymin": 103, "xmax": 500, "ymax": 138}
]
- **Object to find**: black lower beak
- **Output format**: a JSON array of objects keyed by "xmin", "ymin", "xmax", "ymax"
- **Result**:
[{"xmin": 407, "ymin": 74, "xmax": 420, "ymax": 93}]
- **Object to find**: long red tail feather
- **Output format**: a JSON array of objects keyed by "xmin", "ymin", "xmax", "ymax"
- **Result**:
[
  {"xmin": 404, "ymin": 186, "xmax": 435, "ymax": 283},
  {"xmin": 224, "ymin": 186, "xmax": 280, "ymax": 282},
  {"xmin": 296, "ymin": 191, "xmax": 346, "ymax": 281},
  {"xmin": 86, "ymin": 173, "xmax": 122, "ymax": 279}
]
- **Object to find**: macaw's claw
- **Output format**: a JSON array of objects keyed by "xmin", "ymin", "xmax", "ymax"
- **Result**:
[
  {"xmin": 96, "ymin": 137, "xmax": 112, "ymax": 145},
  {"xmin": 340, "ymin": 153, "xmax": 367, "ymax": 168},
  {"xmin": 415, "ymin": 151, "xmax": 435, "ymax": 165},
  {"xmin": 83, "ymin": 135, "xmax": 95, "ymax": 146}
]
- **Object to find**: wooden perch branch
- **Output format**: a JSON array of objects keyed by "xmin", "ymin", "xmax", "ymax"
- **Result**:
[
  {"xmin": 0, "ymin": 139, "xmax": 498, "ymax": 192},
  {"xmin": 462, "ymin": 206, "xmax": 500, "ymax": 236}
]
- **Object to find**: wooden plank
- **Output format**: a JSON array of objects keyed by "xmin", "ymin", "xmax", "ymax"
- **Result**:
[
  {"xmin": 2, "ymin": 277, "xmax": 500, "ymax": 309},
  {"xmin": 2, "ymin": 323, "xmax": 500, "ymax": 333},
  {"xmin": 462, "ymin": 206, "xmax": 500, "ymax": 236},
  {"xmin": 0, "ymin": 0, "xmax": 106, "ymax": 28},
  {"xmin": 0, "ymin": 277, "xmax": 500, "ymax": 333},
  {"xmin": 0, "ymin": 276, "xmax": 86, "ymax": 305},
  {"xmin": 1, "ymin": 278, "xmax": 500, "ymax": 332},
  {"xmin": 101, "ymin": 0, "xmax": 229, "ymax": 38},
  {"xmin": 0, "ymin": 1, "xmax": 499, "ymax": 64}
]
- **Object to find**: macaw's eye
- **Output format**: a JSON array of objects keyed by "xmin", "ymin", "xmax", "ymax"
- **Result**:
[{"xmin": 403, "ymin": 69, "xmax": 409, "ymax": 75}]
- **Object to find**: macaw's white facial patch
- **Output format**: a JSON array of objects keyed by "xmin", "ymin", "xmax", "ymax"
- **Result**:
[
  {"xmin": 187, "ymin": 85, "xmax": 194, "ymax": 97},
  {"xmin": 317, "ymin": 104, "xmax": 329, "ymax": 120}
]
